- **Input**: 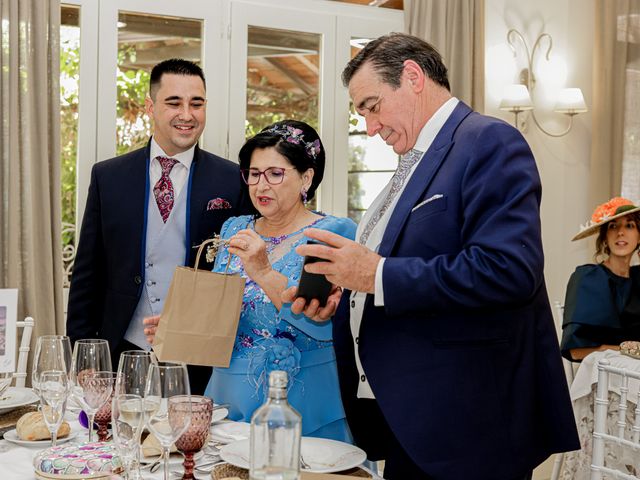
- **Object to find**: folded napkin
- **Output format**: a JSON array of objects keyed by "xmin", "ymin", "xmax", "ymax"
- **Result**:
[
  {"xmin": 141, "ymin": 432, "xmax": 177, "ymax": 458},
  {"xmin": 210, "ymin": 422, "xmax": 250, "ymax": 441}
]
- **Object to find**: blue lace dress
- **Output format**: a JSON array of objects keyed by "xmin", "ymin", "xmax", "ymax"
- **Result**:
[{"xmin": 204, "ymin": 213, "xmax": 357, "ymax": 442}]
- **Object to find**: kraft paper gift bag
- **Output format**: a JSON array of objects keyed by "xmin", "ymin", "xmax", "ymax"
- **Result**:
[{"xmin": 153, "ymin": 238, "xmax": 245, "ymax": 367}]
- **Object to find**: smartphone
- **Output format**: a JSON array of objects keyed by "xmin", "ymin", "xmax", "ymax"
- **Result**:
[{"xmin": 296, "ymin": 241, "xmax": 333, "ymax": 307}]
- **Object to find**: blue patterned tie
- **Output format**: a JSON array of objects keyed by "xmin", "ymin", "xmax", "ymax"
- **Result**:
[{"xmin": 359, "ymin": 148, "xmax": 423, "ymax": 245}]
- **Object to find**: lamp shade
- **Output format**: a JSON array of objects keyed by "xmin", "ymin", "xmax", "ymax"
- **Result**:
[
  {"xmin": 499, "ymin": 84, "xmax": 533, "ymax": 112},
  {"xmin": 554, "ymin": 88, "xmax": 588, "ymax": 114}
]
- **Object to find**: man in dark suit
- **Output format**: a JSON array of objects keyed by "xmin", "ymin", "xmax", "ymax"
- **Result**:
[
  {"xmin": 294, "ymin": 33, "xmax": 579, "ymax": 479},
  {"xmin": 66, "ymin": 59, "xmax": 252, "ymax": 394}
]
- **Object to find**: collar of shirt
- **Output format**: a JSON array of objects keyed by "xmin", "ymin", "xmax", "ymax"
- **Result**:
[
  {"xmin": 149, "ymin": 137, "xmax": 196, "ymax": 170},
  {"xmin": 412, "ymin": 97, "xmax": 459, "ymax": 154}
]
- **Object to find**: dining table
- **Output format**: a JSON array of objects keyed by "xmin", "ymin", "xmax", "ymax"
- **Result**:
[
  {"xmin": 559, "ymin": 349, "xmax": 640, "ymax": 480},
  {"xmin": 0, "ymin": 397, "xmax": 380, "ymax": 479}
]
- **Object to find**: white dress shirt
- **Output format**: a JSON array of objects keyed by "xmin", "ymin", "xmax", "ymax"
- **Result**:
[
  {"xmin": 350, "ymin": 97, "xmax": 459, "ymax": 399},
  {"xmin": 149, "ymin": 137, "xmax": 196, "ymax": 199}
]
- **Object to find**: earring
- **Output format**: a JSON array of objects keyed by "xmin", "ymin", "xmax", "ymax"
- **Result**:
[{"xmin": 301, "ymin": 188, "xmax": 308, "ymax": 205}]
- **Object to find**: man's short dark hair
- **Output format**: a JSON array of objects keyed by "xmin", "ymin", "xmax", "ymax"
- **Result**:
[
  {"xmin": 149, "ymin": 59, "xmax": 206, "ymax": 100},
  {"xmin": 342, "ymin": 33, "xmax": 450, "ymax": 91}
]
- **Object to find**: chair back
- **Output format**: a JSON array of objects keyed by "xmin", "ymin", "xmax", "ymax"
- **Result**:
[
  {"xmin": 14, "ymin": 316, "xmax": 34, "ymax": 388},
  {"xmin": 590, "ymin": 358, "xmax": 640, "ymax": 480}
]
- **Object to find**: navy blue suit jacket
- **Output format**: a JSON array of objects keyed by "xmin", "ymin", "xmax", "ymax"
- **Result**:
[
  {"xmin": 333, "ymin": 102, "xmax": 579, "ymax": 479},
  {"xmin": 66, "ymin": 143, "xmax": 253, "ymax": 390}
]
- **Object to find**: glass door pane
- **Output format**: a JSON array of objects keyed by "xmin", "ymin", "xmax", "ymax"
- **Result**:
[
  {"xmin": 229, "ymin": 2, "xmax": 335, "ymax": 210},
  {"xmin": 60, "ymin": 4, "xmax": 81, "ymax": 287},
  {"xmin": 347, "ymin": 38, "xmax": 398, "ymax": 223},
  {"xmin": 96, "ymin": 0, "xmax": 221, "ymax": 162},
  {"xmin": 116, "ymin": 12, "xmax": 203, "ymax": 154}
]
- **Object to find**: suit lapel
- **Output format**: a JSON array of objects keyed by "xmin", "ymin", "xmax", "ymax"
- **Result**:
[
  {"xmin": 124, "ymin": 143, "xmax": 151, "ymax": 287},
  {"xmin": 378, "ymin": 102, "xmax": 473, "ymax": 257}
]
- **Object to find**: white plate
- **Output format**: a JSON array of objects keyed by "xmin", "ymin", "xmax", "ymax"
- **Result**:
[
  {"xmin": 0, "ymin": 387, "xmax": 39, "ymax": 414},
  {"xmin": 210, "ymin": 421, "xmax": 250, "ymax": 444},
  {"xmin": 210, "ymin": 406, "xmax": 229, "ymax": 424},
  {"xmin": 3, "ymin": 429, "xmax": 79, "ymax": 447},
  {"xmin": 220, "ymin": 437, "xmax": 367, "ymax": 474}
]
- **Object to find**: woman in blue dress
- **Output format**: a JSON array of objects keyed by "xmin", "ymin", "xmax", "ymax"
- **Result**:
[
  {"xmin": 203, "ymin": 120, "xmax": 356, "ymax": 442},
  {"xmin": 561, "ymin": 197, "xmax": 640, "ymax": 361}
]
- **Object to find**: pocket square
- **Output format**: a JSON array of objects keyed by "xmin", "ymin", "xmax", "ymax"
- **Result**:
[
  {"xmin": 412, "ymin": 194, "xmax": 443, "ymax": 212},
  {"xmin": 207, "ymin": 198, "xmax": 232, "ymax": 210}
]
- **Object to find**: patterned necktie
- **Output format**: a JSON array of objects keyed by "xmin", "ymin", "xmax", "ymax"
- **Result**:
[
  {"xmin": 153, "ymin": 156, "xmax": 178, "ymax": 223},
  {"xmin": 359, "ymin": 148, "xmax": 423, "ymax": 245}
]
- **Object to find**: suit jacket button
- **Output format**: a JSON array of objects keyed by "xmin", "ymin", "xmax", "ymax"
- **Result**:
[
  {"xmin": 355, "ymin": 337, "xmax": 359, "ymax": 344},
  {"xmin": 351, "ymin": 300, "xmax": 355, "ymax": 308},
  {"xmin": 360, "ymin": 374, "xmax": 366, "ymax": 382},
  {"xmin": 134, "ymin": 275, "xmax": 142, "ymax": 285}
]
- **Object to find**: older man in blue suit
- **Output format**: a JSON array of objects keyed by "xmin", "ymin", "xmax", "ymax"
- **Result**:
[
  {"xmin": 294, "ymin": 33, "xmax": 579, "ymax": 479},
  {"xmin": 67, "ymin": 59, "xmax": 253, "ymax": 394}
]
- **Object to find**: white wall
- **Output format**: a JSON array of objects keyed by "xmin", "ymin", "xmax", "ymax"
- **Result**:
[{"xmin": 485, "ymin": 0, "xmax": 594, "ymax": 308}]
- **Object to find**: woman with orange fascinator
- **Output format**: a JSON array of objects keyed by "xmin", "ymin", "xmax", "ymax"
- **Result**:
[{"xmin": 561, "ymin": 197, "xmax": 640, "ymax": 361}]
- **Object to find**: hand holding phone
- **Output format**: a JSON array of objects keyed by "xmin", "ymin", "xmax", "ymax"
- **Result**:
[{"xmin": 296, "ymin": 241, "xmax": 333, "ymax": 307}]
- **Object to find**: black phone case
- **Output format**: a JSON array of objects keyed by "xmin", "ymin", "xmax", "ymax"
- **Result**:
[{"xmin": 296, "ymin": 245, "xmax": 332, "ymax": 307}]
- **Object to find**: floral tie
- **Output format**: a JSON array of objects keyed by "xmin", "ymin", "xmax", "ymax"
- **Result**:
[
  {"xmin": 359, "ymin": 148, "xmax": 423, "ymax": 245},
  {"xmin": 153, "ymin": 156, "xmax": 178, "ymax": 223}
]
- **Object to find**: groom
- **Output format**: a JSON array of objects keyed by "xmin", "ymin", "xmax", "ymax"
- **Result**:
[{"xmin": 66, "ymin": 59, "xmax": 253, "ymax": 394}]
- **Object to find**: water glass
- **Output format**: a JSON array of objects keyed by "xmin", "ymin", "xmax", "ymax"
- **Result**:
[
  {"xmin": 116, "ymin": 350, "xmax": 157, "ymax": 479},
  {"xmin": 173, "ymin": 395, "xmax": 212, "ymax": 479},
  {"xmin": 112, "ymin": 393, "xmax": 145, "ymax": 480},
  {"xmin": 71, "ymin": 339, "xmax": 112, "ymax": 443},
  {"xmin": 145, "ymin": 362, "xmax": 191, "ymax": 480},
  {"xmin": 39, "ymin": 370, "xmax": 69, "ymax": 447},
  {"xmin": 0, "ymin": 372, "xmax": 12, "ymax": 397},
  {"xmin": 32, "ymin": 335, "xmax": 72, "ymax": 395}
]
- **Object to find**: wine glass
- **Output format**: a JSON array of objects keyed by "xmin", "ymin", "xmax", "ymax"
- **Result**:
[
  {"xmin": 39, "ymin": 370, "xmax": 69, "ymax": 447},
  {"xmin": 70, "ymin": 339, "xmax": 112, "ymax": 443},
  {"xmin": 112, "ymin": 393, "xmax": 145, "ymax": 480},
  {"xmin": 94, "ymin": 372, "xmax": 118, "ymax": 441},
  {"xmin": 173, "ymin": 395, "xmax": 212, "ymax": 480},
  {"xmin": 32, "ymin": 336, "xmax": 72, "ymax": 395},
  {"xmin": 144, "ymin": 362, "xmax": 191, "ymax": 480},
  {"xmin": 116, "ymin": 350, "xmax": 157, "ymax": 479}
]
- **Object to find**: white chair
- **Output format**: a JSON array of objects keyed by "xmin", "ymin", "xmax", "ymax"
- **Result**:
[
  {"xmin": 550, "ymin": 302, "xmax": 576, "ymax": 480},
  {"xmin": 590, "ymin": 358, "xmax": 640, "ymax": 480},
  {"xmin": 13, "ymin": 316, "xmax": 34, "ymax": 387}
]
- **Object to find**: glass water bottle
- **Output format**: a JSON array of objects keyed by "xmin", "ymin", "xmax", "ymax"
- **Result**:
[{"xmin": 250, "ymin": 370, "xmax": 302, "ymax": 480}]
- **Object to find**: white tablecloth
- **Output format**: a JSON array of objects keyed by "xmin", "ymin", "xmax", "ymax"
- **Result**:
[
  {"xmin": 560, "ymin": 350, "xmax": 640, "ymax": 479},
  {"xmin": 0, "ymin": 417, "xmax": 380, "ymax": 479},
  {"xmin": 569, "ymin": 349, "xmax": 640, "ymax": 402}
]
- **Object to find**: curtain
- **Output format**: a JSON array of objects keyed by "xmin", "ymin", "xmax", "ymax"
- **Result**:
[
  {"xmin": 404, "ymin": 0, "xmax": 485, "ymax": 112},
  {"xmin": 590, "ymin": 0, "xmax": 639, "ymax": 205},
  {"xmin": 0, "ymin": 1, "xmax": 64, "ymax": 342}
]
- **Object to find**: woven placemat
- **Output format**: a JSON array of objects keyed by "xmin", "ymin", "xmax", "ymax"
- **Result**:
[
  {"xmin": 0, "ymin": 404, "xmax": 38, "ymax": 436},
  {"xmin": 211, "ymin": 464, "xmax": 372, "ymax": 479}
]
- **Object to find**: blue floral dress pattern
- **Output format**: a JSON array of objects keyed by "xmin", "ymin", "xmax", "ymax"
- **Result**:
[{"xmin": 204, "ymin": 214, "xmax": 357, "ymax": 442}]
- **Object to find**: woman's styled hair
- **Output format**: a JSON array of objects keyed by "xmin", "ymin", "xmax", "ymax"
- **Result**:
[
  {"xmin": 594, "ymin": 211, "xmax": 640, "ymax": 261},
  {"xmin": 238, "ymin": 120, "xmax": 325, "ymax": 201}
]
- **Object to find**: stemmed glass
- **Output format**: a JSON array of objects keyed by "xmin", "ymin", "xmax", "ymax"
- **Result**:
[
  {"xmin": 173, "ymin": 395, "xmax": 212, "ymax": 480},
  {"xmin": 145, "ymin": 362, "xmax": 191, "ymax": 480},
  {"xmin": 116, "ymin": 350, "xmax": 157, "ymax": 478},
  {"xmin": 112, "ymin": 392, "xmax": 145, "ymax": 480},
  {"xmin": 32, "ymin": 336, "xmax": 72, "ymax": 395},
  {"xmin": 70, "ymin": 339, "xmax": 112, "ymax": 443},
  {"xmin": 94, "ymin": 372, "xmax": 118, "ymax": 441},
  {"xmin": 39, "ymin": 370, "xmax": 69, "ymax": 447}
]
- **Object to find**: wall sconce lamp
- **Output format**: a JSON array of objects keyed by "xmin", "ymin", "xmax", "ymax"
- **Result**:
[{"xmin": 499, "ymin": 29, "xmax": 588, "ymax": 137}]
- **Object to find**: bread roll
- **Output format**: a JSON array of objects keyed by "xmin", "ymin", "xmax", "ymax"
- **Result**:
[{"xmin": 16, "ymin": 411, "xmax": 70, "ymax": 441}]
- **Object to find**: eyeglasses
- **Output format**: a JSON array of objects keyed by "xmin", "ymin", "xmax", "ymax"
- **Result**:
[
  {"xmin": 357, "ymin": 94, "xmax": 384, "ymax": 116},
  {"xmin": 241, "ymin": 167, "xmax": 296, "ymax": 185}
]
